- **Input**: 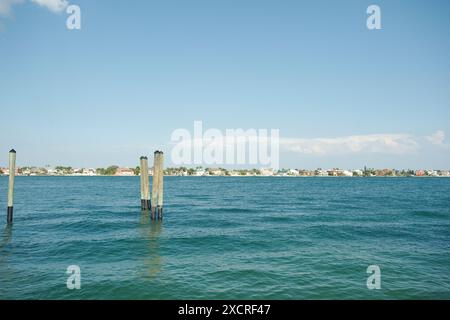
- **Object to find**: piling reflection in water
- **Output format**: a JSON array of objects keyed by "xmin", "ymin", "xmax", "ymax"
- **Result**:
[
  {"xmin": 0, "ymin": 224, "xmax": 15, "ymax": 300},
  {"xmin": 139, "ymin": 212, "xmax": 163, "ymax": 279},
  {"xmin": 0, "ymin": 225, "xmax": 13, "ymax": 253},
  {"xmin": 0, "ymin": 225, "xmax": 13, "ymax": 290}
]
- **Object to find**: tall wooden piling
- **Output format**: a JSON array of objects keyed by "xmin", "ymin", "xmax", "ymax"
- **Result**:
[
  {"xmin": 7, "ymin": 149, "xmax": 16, "ymax": 224},
  {"xmin": 151, "ymin": 151, "xmax": 164, "ymax": 220},
  {"xmin": 157, "ymin": 152, "xmax": 164, "ymax": 220},
  {"xmin": 140, "ymin": 156, "xmax": 150, "ymax": 210},
  {"xmin": 151, "ymin": 152, "xmax": 160, "ymax": 220}
]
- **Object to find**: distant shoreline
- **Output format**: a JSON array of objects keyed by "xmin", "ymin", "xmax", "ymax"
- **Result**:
[
  {"xmin": 2, "ymin": 166, "xmax": 449, "ymax": 178},
  {"xmin": 1, "ymin": 175, "xmax": 449, "ymax": 178}
]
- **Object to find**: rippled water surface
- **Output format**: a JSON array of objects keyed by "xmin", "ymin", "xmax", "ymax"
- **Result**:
[{"xmin": 0, "ymin": 176, "xmax": 449, "ymax": 299}]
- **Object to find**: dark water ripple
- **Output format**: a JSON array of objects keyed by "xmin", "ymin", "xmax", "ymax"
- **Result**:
[{"xmin": 0, "ymin": 176, "xmax": 449, "ymax": 299}]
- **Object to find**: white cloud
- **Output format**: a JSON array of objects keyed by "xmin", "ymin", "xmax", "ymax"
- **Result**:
[
  {"xmin": 0, "ymin": 0, "xmax": 67, "ymax": 17},
  {"xmin": 170, "ymin": 130, "xmax": 448, "ymax": 157},
  {"xmin": 280, "ymin": 133, "xmax": 419, "ymax": 155},
  {"xmin": 0, "ymin": 0, "xmax": 23, "ymax": 17},
  {"xmin": 30, "ymin": 0, "xmax": 68, "ymax": 13},
  {"xmin": 427, "ymin": 130, "xmax": 446, "ymax": 146}
]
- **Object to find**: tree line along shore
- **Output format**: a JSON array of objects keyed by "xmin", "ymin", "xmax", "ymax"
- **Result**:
[{"xmin": 0, "ymin": 166, "xmax": 449, "ymax": 177}]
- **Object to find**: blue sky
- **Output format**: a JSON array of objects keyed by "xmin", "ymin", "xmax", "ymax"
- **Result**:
[{"xmin": 0, "ymin": 0, "xmax": 449, "ymax": 169}]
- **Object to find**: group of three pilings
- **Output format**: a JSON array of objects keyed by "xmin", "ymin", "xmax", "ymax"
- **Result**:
[
  {"xmin": 140, "ymin": 151, "xmax": 164, "ymax": 220},
  {"xmin": 4, "ymin": 149, "xmax": 163, "ymax": 224}
]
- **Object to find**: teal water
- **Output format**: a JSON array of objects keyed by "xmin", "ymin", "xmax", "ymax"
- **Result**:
[{"xmin": 0, "ymin": 176, "xmax": 449, "ymax": 299}]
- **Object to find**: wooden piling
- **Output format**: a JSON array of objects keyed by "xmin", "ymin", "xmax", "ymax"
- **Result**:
[
  {"xmin": 157, "ymin": 152, "xmax": 164, "ymax": 220},
  {"xmin": 144, "ymin": 157, "xmax": 150, "ymax": 209},
  {"xmin": 151, "ymin": 151, "xmax": 160, "ymax": 220},
  {"xmin": 140, "ymin": 156, "xmax": 150, "ymax": 210},
  {"xmin": 7, "ymin": 149, "xmax": 16, "ymax": 224}
]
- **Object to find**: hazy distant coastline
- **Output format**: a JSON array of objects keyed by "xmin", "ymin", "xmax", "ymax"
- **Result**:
[{"xmin": 1, "ymin": 166, "xmax": 449, "ymax": 178}]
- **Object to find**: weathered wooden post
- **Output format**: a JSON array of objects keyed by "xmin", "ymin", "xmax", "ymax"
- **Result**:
[
  {"xmin": 151, "ymin": 152, "xmax": 160, "ymax": 220},
  {"xmin": 7, "ymin": 149, "xmax": 16, "ymax": 224},
  {"xmin": 140, "ymin": 156, "xmax": 150, "ymax": 210},
  {"xmin": 144, "ymin": 157, "xmax": 150, "ymax": 210},
  {"xmin": 157, "ymin": 152, "xmax": 164, "ymax": 220}
]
